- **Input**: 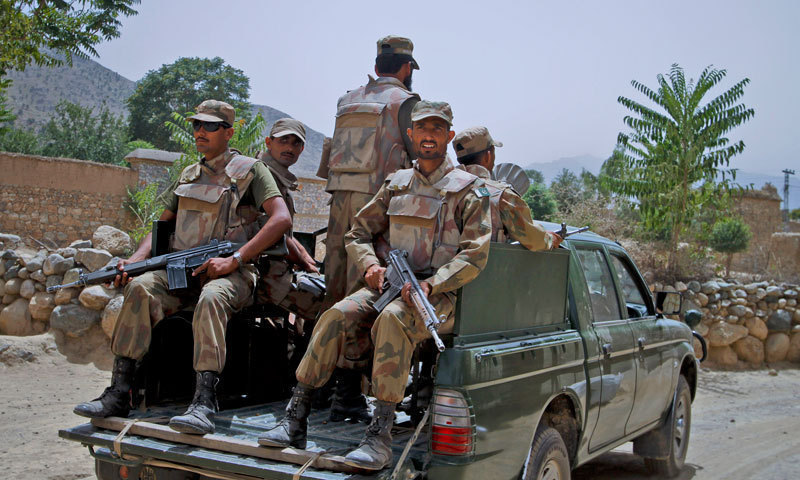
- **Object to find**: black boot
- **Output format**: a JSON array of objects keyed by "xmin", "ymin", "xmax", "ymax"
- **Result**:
[
  {"xmin": 344, "ymin": 400, "xmax": 396, "ymax": 470},
  {"xmin": 168, "ymin": 371, "xmax": 219, "ymax": 435},
  {"xmin": 74, "ymin": 357, "xmax": 136, "ymax": 418},
  {"xmin": 330, "ymin": 368, "xmax": 371, "ymax": 423},
  {"xmin": 258, "ymin": 383, "xmax": 313, "ymax": 449}
]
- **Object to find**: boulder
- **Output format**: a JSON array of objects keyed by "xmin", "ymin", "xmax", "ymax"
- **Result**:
[
  {"xmin": 787, "ymin": 333, "xmax": 800, "ymax": 363},
  {"xmin": 17, "ymin": 268, "xmax": 30, "ymax": 280},
  {"xmin": 92, "ymin": 226, "xmax": 132, "ymax": 256},
  {"xmin": 728, "ymin": 305, "xmax": 748, "ymax": 317},
  {"xmin": 756, "ymin": 288, "xmax": 767, "ymax": 300},
  {"xmin": 101, "ymin": 295, "xmax": 124, "ymax": 338},
  {"xmin": 29, "ymin": 292, "xmax": 56, "ymax": 321},
  {"xmin": 30, "ymin": 269, "xmax": 46, "ymax": 283},
  {"xmin": 45, "ymin": 275, "xmax": 63, "ymax": 290},
  {"xmin": 695, "ymin": 322, "xmax": 709, "ymax": 336},
  {"xmin": 701, "ymin": 281, "xmax": 720, "ymax": 294},
  {"xmin": 56, "ymin": 247, "xmax": 77, "ymax": 259},
  {"xmin": 79, "ymin": 285, "xmax": 115, "ymax": 311},
  {"xmin": 69, "ymin": 239, "xmax": 92, "ymax": 249},
  {"xmin": 708, "ymin": 345, "xmax": 738, "ymax": 366},
  {"xmin": 3, "ymin": 294, "xmax": 16, "ymax": 304},
  {"xmin": 19, "ymin": 279, "xmax": 35, "ymax": 299},
  {"xmin": 54, "ymin": 287, "xmax": 79, "ymax": 305},
  {"xmin": 50, "ymin": 304, "xmax": 100, "ymax": 337},
  {"xmin": 744, "ymin": 281, "xmax": 768, "ymax": 293},
  {"xmin": 0, "ymin": 298, "xmax": 32, "ymax": 335},
  {"xmin": 0, "ymin": 233, "xmax": 21, "ymax": 244},
  {"xmin": 23, "ymin": 253, "xmax": 45, "ymax": 272},
  {"xmin": 765, "ymin": 333, "xmax": 790, "ymax": 363},
  {"xmin": 767, "ymin": 310, "xmax": 793, "ymax": 332},
  {"xmin": 766, "ymin": 286, "xmax": 783, "ymax": 298},
  {"xmin": 4, "ymin": 278, "xmax": 21, "ymax": 295},
  {"xmin": 785, "ymin": 290, "xmax": 798, "ymax": 299},
  {"xmin": 795, "ymin": 310, "xmax": 800, "ymax": 324},
  {"xmin": 63, "ymin": 268, "xmax": 82, "ymax": 285},
  {"xmin": 745, "ymin": 317, "xmax": 769, "ymax": 341},
  {"xmin": 706, "ymin": 321, "xmax": 749, "ymax": 347},
  {"xmin": 43, "ymin": 254, "xmax": 74, "ymax": 276},
  {"xmin": 732, "ymin": 336, "xmax": 765, "ymax": 364},
  {"xmin": 778, "ymin": 298, "xmax": 787, "ymax": 309},
  {"xmin": 675, "ymin": 281, "xmax": 688, "ymax": 292},
  {"xmin": 0, "ymin": 261, "xmax": 5, "ymax": 276},
  {"xmin": 695, "ymin": 292, "xmax": 709, "ymax": 307},
  {"xmin": 4, "ymin": 264, "xmax": 19, "ymax": 280},
  {"xmin": 75, "ymin": 248, "xmax": 113, "ymax": 273},
  {"xmin": 687, "ymin": 281, "xmax": 701, "ymax": 293}
]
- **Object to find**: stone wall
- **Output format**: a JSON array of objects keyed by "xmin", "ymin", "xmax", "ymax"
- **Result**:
[
  {"xmin": 125, "ymin": 148, "xmax": 182, "ymax": 194},
  {"xmin": 293, "ymin": 176, "xmax": 330, "ymax": 234},
  {"xmin": 768, "ymin": 233, "xmax": 800, "ymax": 283},
  {"xmin": 0, "ymin": 152, "xmax": 137, "ymax": 245},
  {"xmin": 732, "ymin": 184, "xmax": 782, "ymax": 272}
]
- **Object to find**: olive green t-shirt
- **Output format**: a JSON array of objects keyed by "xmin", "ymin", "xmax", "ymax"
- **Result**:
[{"xmin": 163, "ymin": 161, "xmax": 282, "ymax": 213}]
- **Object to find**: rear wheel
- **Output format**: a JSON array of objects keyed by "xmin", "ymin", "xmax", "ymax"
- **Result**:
[
  {"xmin": 644, "ymin": 375, "xmax": 691, "ymax": 477},
  {"xmin": 523, "ymin": 426, "xmax": 571, "ymax": 480}
]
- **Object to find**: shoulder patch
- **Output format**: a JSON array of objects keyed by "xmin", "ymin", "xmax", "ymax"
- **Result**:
[
  {"xmin": 387, "ymin": 168, "xmax": 414, "ymax": 191},
  {"xmin": 179, "ymin": 163, "xmax": 201, "ymax": 183},
  {"xmin": 474, "ymin": 187, "xmax": 491, "ymax": 198}
]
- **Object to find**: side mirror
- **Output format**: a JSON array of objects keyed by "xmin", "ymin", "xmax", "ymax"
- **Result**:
[
  {"xmin": 655, "ymin": 291, "xmax": 682, "ymax": 315},
  {"xmin": 684, "ymin": 309, "xmax": 702, "ymax": 328}
]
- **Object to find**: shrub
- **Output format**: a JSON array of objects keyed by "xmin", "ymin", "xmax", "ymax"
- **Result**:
[{"xmin": 709, "ymin": 218, "xmax": 751, "ymax": 276}]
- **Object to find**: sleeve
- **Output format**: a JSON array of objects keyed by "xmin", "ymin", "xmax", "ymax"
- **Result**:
[
  {"xmin": 158, "ymin": 178, "xmax": 180, "ymax": 213},
  {"xmin": 398, "ymin": 96, "xmax": 420, "ymax": 162},
  {"xmin": 499, "ymin": 189, "xmax": 554, "ymax": 251},
  {"xmin": 248, "ymin": 161, "xmax": 283, "ymax": 208},
  {"xmin": 425, "ymin": 191, "xmax": 492, "ymax": 295},
  {"xmin": 344, "ymin": 184, "xmax": 392, "ymax": 277}
]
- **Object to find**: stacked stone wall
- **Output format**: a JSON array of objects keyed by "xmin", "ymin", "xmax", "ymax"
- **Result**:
[
  {"xmin": 732, "ymin": 187, "xmax": 782, "ymax": 272},
  {"xmin": 293, "ymin": 176, "xmax": 330, "ymax": 234}
]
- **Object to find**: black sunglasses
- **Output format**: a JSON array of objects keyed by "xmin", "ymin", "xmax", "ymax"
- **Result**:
[{"xmin": 192, "ymin": 120, "xmax": 231, "ymax": 132}]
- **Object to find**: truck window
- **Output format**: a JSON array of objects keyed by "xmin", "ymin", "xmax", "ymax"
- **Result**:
[
  {"xmin": 609, "ymin": 255, "xmax": 649, "ymax": 317},
  {"xmin": 574, "ymin": 248, "xmax": 622, "ymax": 322}
]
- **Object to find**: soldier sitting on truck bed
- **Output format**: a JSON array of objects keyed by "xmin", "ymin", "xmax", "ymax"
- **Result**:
[
  {"xmin": 73, "ymin": 100, "xmax": 292, "ymax": 436},
  {"xmin": 258, "ymin": 100, "xmax": 492, "ymax": 471},
  {"xmin": 452, "ymin": 126, "xmax": 562, "ymax": 250}
]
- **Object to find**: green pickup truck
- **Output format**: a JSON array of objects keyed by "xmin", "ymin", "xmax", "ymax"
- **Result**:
[{"xmin": 60, "ymin": 222, "xmax": 705, "ymax": 480}]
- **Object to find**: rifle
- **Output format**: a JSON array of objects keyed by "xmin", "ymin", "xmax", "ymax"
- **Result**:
[
  {"xmin": 372, "ymin": 249, "xmax": 446, "ymax": 352},
  {"xmin": 558, "ymin": 223, "xmax": 590, "ymax": 239},
  {"xmin": 47, "ymin": 239, "xmax": 249, "ymax": 293}
]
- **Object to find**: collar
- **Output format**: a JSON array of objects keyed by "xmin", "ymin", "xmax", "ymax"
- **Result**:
[
  {"xmin": 463, "ymin": 164, "xmax": 492, "ymax": 180},
  {"xmin": 201, "ymin": 149, "xmax": 232, "ymax": 174},
  {"xmin": 372, "ymin": 75, "xmax": 411, "ymax": 92},
  {"xmin": 261, "ymin": 153, "xmax": 298, "ymax": 190},
  {"xmin": 414, "ymin": 155, "xmax": 454, "ymax": 185}
]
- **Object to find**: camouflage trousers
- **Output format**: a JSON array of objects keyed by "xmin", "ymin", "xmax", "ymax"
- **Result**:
[
  {"xmin": 255, "ymin": 259, "xmax": 323, "ymax": 321},
  {"xmin": 322, "ymin": 190, "xmax": 373, "ymax": 311},
  {"xmin": 111, "ymin": 267, "xmax": 256, "ymax": 372},
  {"xmin": 296, "ymin": 287, "xmax": 455, "ymax": 404}
]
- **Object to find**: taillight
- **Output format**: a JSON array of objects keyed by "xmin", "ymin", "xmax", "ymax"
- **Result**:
[{"xmin": 431, "ymin": 388, "xmax": 475, "ymax": 456}]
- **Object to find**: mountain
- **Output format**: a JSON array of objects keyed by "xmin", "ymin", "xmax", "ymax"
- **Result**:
[
  {"xmin": 525, "ymin": 154, "xmax": 606, "ymax": 184},
  {"xmin": 4, "ymin": 56, "xmax": 325, "ymax": 177}
]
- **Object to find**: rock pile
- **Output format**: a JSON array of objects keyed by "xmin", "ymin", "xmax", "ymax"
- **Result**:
[
  {"xmin": 653, "ymin": 278, "xmax": 800, "ymax": 366},
  {"xmin": 0, "ymin": 226, "xmax": 132, "ymax": 368}
]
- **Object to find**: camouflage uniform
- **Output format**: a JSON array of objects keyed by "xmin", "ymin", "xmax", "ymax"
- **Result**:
[
  {"xmin": 297, "ymin": 158, "xmax": 492, "ymax": 403},
  {"xmin": 112, "ymin": 149, "xmax": 281, "ymax": 373},
  {"xmin": 318, "ymin": 37, "xmax": 421, "ymax": 309}
]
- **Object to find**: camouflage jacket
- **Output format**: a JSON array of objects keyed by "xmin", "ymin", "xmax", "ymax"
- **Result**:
[
  {"xmin": 172, "ymin": 149, "xmax": 266, "ymax": 251},
  {"xmin": 345, "ymin": 157, "xmax": 492, "ymax": 296},
  {"xmin": 323, "ymin": 75, "xmax": 420, "ymax": 195},
  {"xmin": 462, "ymin": 164, "xmax": 554, "ymax": 250},
  {"xmin": 257, "ymin": 153, "xmax": 298, "ymax": 222}
]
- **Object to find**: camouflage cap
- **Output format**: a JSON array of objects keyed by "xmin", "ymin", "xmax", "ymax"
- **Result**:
[
  {"xmin": 410, "ymin": 100, "xmax": 453, "ymax": 126},
  {"xmin": 270, "ymin": 118, "xmax": 306, "ymax": 144},
  {"xmin": 377, "ymin": 35, "xmax": 419, "ymax": 70},
  {"xmin": 453, "ymin": 126, "xmax": 503, "ymax": 158},
  {"xmin": 187, "ymin": 99, "xmax": 235, "ymax": 125}
]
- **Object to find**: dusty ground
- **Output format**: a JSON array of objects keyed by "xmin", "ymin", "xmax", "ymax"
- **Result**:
[{"xmin": 2, "ymin": 333, "xmax": 799, "ymax": 480}]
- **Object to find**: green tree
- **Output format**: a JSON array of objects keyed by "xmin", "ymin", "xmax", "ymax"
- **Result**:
[
  {"xmin": 40, "ymin": 100, "xmax": 131, "ymax": 164},
  {"xmin": 525, "ymin": 168, "xmax": 545, "ymax": 185},
  {"xmin": 0, "ymin": 126, "xmax": 42, "ymax": 154},
  {"xmin": 0, "ymin": 78, "xmax": 14, "ymax": 133},
  {"xmin": 606, "ymin": 64, "xmax": 754, "ymax": 272},
  {"xmin": 790, "ymin": 208, "xmax": 800, "ymax": 221},
  {"xmin": 127, "ymin": 57, "xmax": 251, "ymax": 150},
  {"xmin": 0, "ymin": 1, "xmax": 139, "ymax": 76},
  {"xmin": 523, "ymin": 182, "xmax": 557, "ymax": 221},
  {"xmin": 709, "ymin": 217, "xmax": 751, "ymax": 276},
  {"xmin": 550, "ymin": 168, "xmax": 583, "ymax": 214}
]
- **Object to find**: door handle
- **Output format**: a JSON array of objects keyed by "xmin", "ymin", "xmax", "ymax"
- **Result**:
[
  {"xmin": 602, "ymin": 343, "xmax": 613, "ymax": 358},
  {"xmin": 637, "ymin": 337, "xmax": 646, "ymax": 350}
]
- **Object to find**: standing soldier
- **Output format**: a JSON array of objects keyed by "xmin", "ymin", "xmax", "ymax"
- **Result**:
[
  {"xmin": 316, "ymin": 35, "xmax": 421, "ymax": 422},
  {"xmin": 255, "ymin": 118, "xmax": 323, "ymax": 323},
  {"xmin": 259, "ymin": 101, "xmax": 492, "ymax": 471},
  {"xmin": 452, "ymin": 126, "xmax": 562, "ymax": 250},
  {"xmin": 73, "ymin": 100, "xmax": 292, "ymax": 436}
]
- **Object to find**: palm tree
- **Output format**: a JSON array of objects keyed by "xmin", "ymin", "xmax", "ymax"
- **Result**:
[{"xmin": 607, "ymin": 64, "xmax": 754, "ymax": 272}]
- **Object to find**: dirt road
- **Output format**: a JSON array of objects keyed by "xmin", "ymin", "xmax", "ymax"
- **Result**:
[{"xmin": 2, "ymin": 334, "xmax": 799, "ymax": 480}]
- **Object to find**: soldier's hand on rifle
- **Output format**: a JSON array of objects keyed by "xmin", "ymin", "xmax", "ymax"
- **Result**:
[
  {"xmin": 193, "ymin": 256, "xmax": 237, "ymax": 280},
  {"xmin": 109, "ymin": 256, "xmax": 144, "ymax": 288},
  {"xmin": 402, "ymin": 280, "xmax": 431, "ymax": 307},
  {"xmin": 299, "ymin": 254, "xmax": 320, "ymax": 274},
  {"xmin": 365, "ymin": 264, "xmax": 386, "ymax": 292}
]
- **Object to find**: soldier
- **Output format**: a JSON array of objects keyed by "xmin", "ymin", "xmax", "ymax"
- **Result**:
[
  {"xmin": 316, "ymin": 35, "xmax": 422, "ymax": 423},
  {"xmin": 259, "ymin": 101, "xmax": 492, "ymax": 471},
  {"xmin": 452, "ymin": 126, "xmax": 562, "ymax": 250},
  {"xmin": 73, "ymin": 100, "xmax": 292, "ymax": 436},
  {"xmin": 255, "ymin": 118, "xmax": 323, "ymax": 322}
]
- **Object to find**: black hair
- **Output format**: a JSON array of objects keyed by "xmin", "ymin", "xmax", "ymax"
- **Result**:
[
  {"xmin": 455, "ymin": 146, "xmax": 493, "ymax": 166},
  {"xmin": 375, "ymin": 53, "xmax": 413, "ymax": 74}
]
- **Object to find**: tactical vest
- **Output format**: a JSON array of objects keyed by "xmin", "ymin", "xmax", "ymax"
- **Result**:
[
  {"xmin": 326, "ymin": 76, "xmax": 419, "ymax": 195},
  {"xmin": 258, "ymin": 154, "xmax": 297, "ymax": 220},
  {"xmin": 172, "ymin": 151, "xmax": 264, "ymax": 251},
  {"xmin": 463, "ymin": 164, "xmax": 509, "ymax": 242},
  {"xmin": 385, "ymin": 167, "xmax": 482, "ymax": 273}
]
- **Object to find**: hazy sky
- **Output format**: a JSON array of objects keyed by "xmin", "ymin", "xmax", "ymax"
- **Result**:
[{"xmin": 93, "ymin": 0, "xmax": 798, "ymax": 177}]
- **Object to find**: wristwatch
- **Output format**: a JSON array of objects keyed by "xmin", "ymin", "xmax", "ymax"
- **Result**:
[{"xmin": 232, "ymin": 252, "xmax": 243, "ymax": 267}]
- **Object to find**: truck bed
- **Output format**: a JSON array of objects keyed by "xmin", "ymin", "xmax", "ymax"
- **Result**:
[{"xmin": 59, "ymin": 401, "xmax": 429, "ymax": 480}]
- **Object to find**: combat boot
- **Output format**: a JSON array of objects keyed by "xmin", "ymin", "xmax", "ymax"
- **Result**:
[
  {"xmin": 343, "ymin": 400, "xmax": 396, "ymax": 470},
  {"xmin": 329, "ymin": 368, "xmax": 371, "ymax": 423},
  {"xmin": 168, "ymin": 371, "xmax": 219, "ymax": 435},
  {"xmin": 74, "ymin": 356, "xmax": 136, "ymax": 418},
  {"xmin": 258, "ymin": 383, "xmax": 313, "ymax": 449}
]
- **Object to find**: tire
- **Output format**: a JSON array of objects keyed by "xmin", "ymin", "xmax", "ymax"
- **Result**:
[
  {"xmin": 523, "ymin": 426, "xmax": 571, "ymax": 480},
  {"xmin": 644, "ymin": 375, "xmax": 692, "ymax": 477}
]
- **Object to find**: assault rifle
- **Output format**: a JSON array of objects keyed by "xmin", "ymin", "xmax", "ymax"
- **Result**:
[
  {"xmin": 372, "ymin": 249, "xmax": 446, "ymax": 352},
  {"xmin": 558, "ymin": 223, "xmax": 590, "ymax": 239},
  {"xmin": 47, "ymin": 239, "xmax": 248, "ymax": 293}
]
